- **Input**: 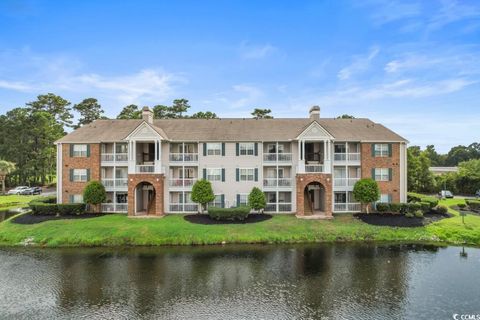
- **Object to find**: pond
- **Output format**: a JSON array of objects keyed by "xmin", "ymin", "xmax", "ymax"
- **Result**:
[
  {"xmin": 0, "ymin": 244, "xmax": 479, "ymax": 319},
  {"xmin": 0, "ymin": 207, "xmax": 25, "ymax": 222}
]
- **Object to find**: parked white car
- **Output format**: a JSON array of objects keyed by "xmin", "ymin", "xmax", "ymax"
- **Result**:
[{"xmin": 7, "ymin": 186, "xmax": 30, "ymax": 195}]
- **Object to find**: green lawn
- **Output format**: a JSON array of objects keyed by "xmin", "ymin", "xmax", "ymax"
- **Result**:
[
  {"xmin": 0, "ymin": 198, "xmax": 479, "ymax": 247},
  {"xmin": 0, "ymin": 194, "xmax": 41, "ymax": 210}
]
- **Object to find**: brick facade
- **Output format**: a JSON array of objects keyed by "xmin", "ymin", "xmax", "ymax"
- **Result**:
[
  {"xmin": 62, "ymin": 144, "xmax": 101, "ymax": 203},
  {"xmin": 361, "ymin": 143, "xmax": 401, "ymax": 202},
  {"xmin": 296, "ymin": 173, "xmax": 333, "ymax": 217},
  {"xmin": 127, "ymin": 174, "xmax": 165, "ymax": 216}
]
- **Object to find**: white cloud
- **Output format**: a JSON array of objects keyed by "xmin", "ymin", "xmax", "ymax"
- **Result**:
[
  {"xmin": 360, "ymin": 0, "xmax": 422, "ymax": 25},
  {"xmin": 337, "ymin": 46, "xmax": 380, "ymax": 80},
  {"xmin": 0, "ymin": 80, "xmax": 32, "ymax": 91},
  {"xmin": 427, "ymin": 0, "xmax": 480, "ymax": 31},
  {"xmin": 240, "ymin": 42, "xmax": 277, "ymax": 60}
]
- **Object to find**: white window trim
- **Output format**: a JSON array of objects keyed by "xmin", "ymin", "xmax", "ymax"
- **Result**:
[
  {"xmin": 71, "ymin": 194, "xmax": 84, "ymax": 203},
  {"xmin": 239, "ymin": 168, "xmax": 255, "ymax": 181},
  {"xmin": 239, "ymin": 142, "xmax": 255, "ymax": 155},
  {"xmin": 206, "ymin": 143, "xmax": 222, "ymax": 156},
  {"xmin": 207, "ymin": 168, "xmax": 222, "ymax": 181},
  {"xmin": 73, "ymin": 169, "xmax": 88, "ymax": 182},
  {"xmin": 238, "ymin": 193, "xmax": 248, "ymax": 206},
  {"xmin": 73, "ymin": 144, "xmax": 88, "ymax": 157},
  {"xmin": 374, "ymin": 144, "xmax": 389, "ymax": 157},
  {"xmin": 375, "ymin": 168, "xmax": 390, "ymax": 181}
]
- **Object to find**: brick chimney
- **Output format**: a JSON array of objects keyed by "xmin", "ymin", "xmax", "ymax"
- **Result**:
[
  {"xmin": 309, "ymin": 105, "xmax": 320, "ymax": 120},
  {"xmin": 142, "ymin": 107, "xmax": 153, "ymax": 124}
]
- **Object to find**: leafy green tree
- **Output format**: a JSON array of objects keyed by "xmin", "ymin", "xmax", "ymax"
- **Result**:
[
  {"xmin": 191, "ymin": 179, "xmax": 215, "ymax": 213},
  {"xmin": 336, "ymin": 114, "xmax": 355, "ymax": 119},
  {"xmin": 456, "ymin": 159, "xmax": 480, "ymax": 194},
  {"xmin": 170, "ymin": 99, "xmax": 191, "ymax": 118},
  {"xmin": 191, "ymin": 111, "xmax": 218, "ymax": 119},
  {"xmin": 423, "ymin": 145, "xmax": 445, "ymax": 166},
  {"xmin": 445, "ymin": 145, "xmax": 473, "ymax": 166},
  {"xmin": 152, "ymin": 104, "xmax": 174, "ymax": 119},
  {"xmin": 353, "ymin": 178, "xmax": 380, "ymax": 214},
  {"xmin": 0, "ymin": 160, "xmax": 15, "ymax": 194},
  {"xmin": 26, "ymin": 93, "xmax": 73, "ymax": 129},
  {"xmin": 407, "ymin": 146, "xmax": 436, "ymax": 193},
  {"xmin": 248, "ymin": 187, "xmax": 266, "ymax": 213},
  {"xmin": 116, "ymin": 104, "xmax": 142, "ymax": 119},
  {"xmin": 83, "ymin": 180, "xmax": 107, "ymax": 213},
  {"xmin": 251, "ymin": 108, "xmax": 273, "ymax": 119},
  {"xmin": 73, "ymin": 98, "xmax": 106, "ymax": 128}
]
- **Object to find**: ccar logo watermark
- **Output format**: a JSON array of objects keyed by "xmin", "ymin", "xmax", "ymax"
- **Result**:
[{"xmin": 453, "ymin": 314, "xmax": 480, "ymax": 320}]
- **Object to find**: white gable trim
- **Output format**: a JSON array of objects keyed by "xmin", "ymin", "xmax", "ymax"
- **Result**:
[
  {"xmin": 124, "ymin": 121, "xmax": 165, "ymax": 141},
  {"xmin": 296, "ymin": 121, "xmax": 334, "ymax": 140}
]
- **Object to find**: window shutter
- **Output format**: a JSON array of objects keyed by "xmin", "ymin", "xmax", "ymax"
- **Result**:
[
  {"xmin": 389, "ymin": 168, "xmax": 393, "ymax": 181},
  {"xmin": 254, "ymin": 143, "xmax": 258, "ymax": 156},
  {"xmin": 203, "ymin": 143, "xmax": 207, "ymax": 156},
  {"xmin": 237, "ymin": 194, "xmax": 240, "ymax": 207},
  {"xmin": 86, "ymin": 144, "xmax": 91, "ymax": 157},
  {"xmin": 254, "ymin": 168, "xmax": 258, "ymax": 182},
  {"xmin": 70, "ymin": 144, "xmax": 74, "ymax": 157},
  {"xmin": 236, "ymin": 168, "xmax": 239, "ymax": 182},
  {"xmin": 221, "ymin": 143, "xmax": 225, "ymax": 156},
  {"xmin": 371, "ymin": 168, "xmax": 376, "ymax": 180},
  {"xmin": 203, "ymin": 168, "xmax": 207, "ymax": 180},
  {"xmin": 388, "ymin": 194, "xmax": 392, "ymax": 203},
  {"xmin": 86, "ymin": 169, "xmax": 90, "ymax": 181},
  {"xmin": 236, "ymin": 143, "xmax": 239, "ymax": 156},
  {"xmin": 371, "ymin": 144, "xmax": 376, "ymax": 157},
  {"xmin": 221, "ymin": 168, "xmax": 225, "ymax": 182},
  {"xmin": 70, "ymin": 169, "xmax": 74, "ymax": 182},
  {"xmin": 221, "ymin": 194, "xmax": 225, "ymax": 208},
  {"xmin": 69, "ymin": 195, "xmax": 73, "ymax": 203},
  {"xmin": 388, "ymin": 143, "xmax": 392, "ymax": 157}
]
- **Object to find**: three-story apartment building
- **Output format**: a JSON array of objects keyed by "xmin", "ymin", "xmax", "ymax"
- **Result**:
[{"xmin": 55, "ymin": 106, "xmax": 407, "ymax": 218}]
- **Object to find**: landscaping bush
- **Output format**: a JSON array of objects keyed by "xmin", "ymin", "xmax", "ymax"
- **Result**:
[
  {"xmin": 407, "ymin": 192, "xmax": 438, "ymax": 208},
  {"xmin": 389, "ymin": 203, "xmax": 402, "ymax": 214},
  {"xmin": 407, "ymin": 192, "xmax": 422, "ymax": 203},
  {"xmin": 208, "ymin": 206, "xmax": 251, "ymax": 221},
  {"xmin": 405, "ymin": 212, "xmax": 414, "ymax": 218},
  {"xmin": 376, "ymin": 202, "xmax": 389, "ymax": 213},
  {"xmin": 57, "ymin": 203, "xmax": 86, "ymax": 216},
  {"xmin": 248, "ymin": 187, "xmax": 266, "ymax": 212},
  {"xmin": 399, "ymin": 203, "xmax": 409, "ymax": 214},
  {"xmin": 435, "ymin": 205, "xmax": 448, "ymax": 215},
  {"xmin": 466, "ymin": 200, "xmax": 480, "ymax": 211},
  {"xmin": 419, "ymin": 201, "xmax": 431, "ymax": 213},
  {"xmin": 29, "ymin": 196, "xmax": 86, "ymax": 216},
  {"xmin": 83, "ymin": 180, "xmax": 106, "ymax": 213},
  {"xmin": 192, "ymin": 179, "xmax": 215, "ymax": 213},
  {"xmin": 414, "ymin": 210, "xmax": 424, "ymax": 218},
  {"xmin": 406, "ymin": 202, "xmax": 421, "ymax": 214},
  {"xmin": 353, "ymin": 178, "xmax": 380, "ymax": 214},
  {"xmin": 458, "ymin": 203, "xmax": 467, "ymax": 209}
]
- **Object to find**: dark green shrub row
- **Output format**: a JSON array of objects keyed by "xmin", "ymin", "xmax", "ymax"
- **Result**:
[
  {"xmin": 435, "ymin": 205, "xmax": 448, "ymax": 215},
  {"xmin": 466, "ymin": 200, "xmax": 480, "ymax": 211},
  {"xmin": 376, "ymin": 202, "xmax": 429, "ymax": 214},
  {"xmin": 407, "ymin": 192, "xmax": 438, "ymax": 208},
  {"xmin": 29, "ymin": 197, "xmax": 86, "ymax": 216},
  {"xmin": 208, "ymin": 206, "xmax": 251, "ymax": 221}
]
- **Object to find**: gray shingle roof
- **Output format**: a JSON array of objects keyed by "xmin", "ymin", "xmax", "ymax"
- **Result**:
[{"xmin": 55, "ymin": 118, "xmax": 407, "ymax": 143}]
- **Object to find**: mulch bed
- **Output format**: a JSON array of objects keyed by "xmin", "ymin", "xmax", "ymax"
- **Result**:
[
  {"xmin": 354, "ymin": 212, "xmax": 452, "ymax": 228},
  {"xmin": 12, "ymin": 213, "xmax": 109, "ymax": 225},
  {"xmin": 184, "ymin": 213, "xmax": 273, "ymax": 225}
]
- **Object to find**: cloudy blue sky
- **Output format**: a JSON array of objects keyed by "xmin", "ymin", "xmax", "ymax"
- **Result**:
[{"xmin": 0, "ymin": 0, "xmax": 479, "ymax": 152}]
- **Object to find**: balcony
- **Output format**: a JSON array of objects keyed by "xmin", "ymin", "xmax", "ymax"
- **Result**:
[
  {"xmin": 168, "ymin": 178, "xmax": 197, "ymax": 188},
  {"xmin": 101, "ymin": 178, "xmax": 128, "ymax": 190},
  {"xmin": 136, "ymin": 164, "xmax": 155, "ymax": 173},
  {"xmin": 333, "ymin": 203, "xmax": 361, "ymax": 212},
  {"xmin": 263, "ymin": 178, "xmax": 292, "ymax": 188},
  {"xmin": 333, "ymin": 177, "xmax": 360, "ymax": 187},
  {"xmin": 264, "ymin": 203, "xmax": 292, "ymax": 212},
  {"xmin": 101, "ymin": 153, "xmax": 128, "ymax": 164},
  {"xmin": 169, "ymin": 153, "xmax": 199, "ymax": 163},
  {"xmin": 101, "ymin": 203, "xmax": 128, "ymax": 213},
  {"xmin": 333, "ymin": 153, "xmax": 361, "ymax": 162},
  {"xmin": 305, "ymin": 164, "xmax": 324, "ymax": 173},
  {"xmin": 263, "ymin": 153, "xmax": 292, "ymax": 163},
  {"xmin": 169, "ymin": 203, "xmax": 198, "ymax": 212}
]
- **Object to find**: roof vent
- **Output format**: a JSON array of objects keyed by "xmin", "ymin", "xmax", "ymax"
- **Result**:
[
  {"xmin": 309, "ymin": 105, "xmax": 320, "ymax": 120},
  {"xmin": 142, "ymin": 107, "xmax": 153, "ymax": 124}
]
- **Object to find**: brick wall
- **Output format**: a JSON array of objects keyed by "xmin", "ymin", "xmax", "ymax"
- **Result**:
[
  {"xmin": 361, "ymin": 143, "xmax": 401, "ymax": 202},
  {"xmin": 296, "ymin": 173, "xmax": 333, "ymax": 216},
  {"xmin": 61, "ymin": 144, "xmax": 101, "ymax": 203},
  {"xmin": 127, "ymin": 174, "xmax": 165, "ymax": 216}
]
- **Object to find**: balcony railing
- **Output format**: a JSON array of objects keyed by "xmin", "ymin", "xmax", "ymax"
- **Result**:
[
  {"xmin": 333, "ymin": 178, "xmax": 360, "ymax": 187},
  {"xmin": 263, "ymin": 153, "xmax": 292, "ymax": 163},
  {"xmin": 305, "ymin": 164, "xmax": 324, "ymax": 173},
  {"xmin": 265, "ymin": 203, "xmax": 277, "ymax": 212},
  {"xmin": 102, "ymin": 178, "xmax": 128, "ymax": 189},
  {"xmin": 136, "ymin": 165, "xmax": 155, "ymax": 173},
  {"xmin": 169, "ymin": 153, "xmax": 199, "ymax": 162},
  {"xmin": 278, "ymin": 203, "xmax": 292, "ymax": 212},
  {"xmin": 169, "ymin": 203, "xmax": 198, "ymax": 212},
  {"xmin": 101, "ymin": 154, "xmax": 114, "ymax": 162},
  {"xmin": 263, "ymin": 178, "xmax": 292, "ymax": 187},
  {"xmin": 334, "ymin": 203, "xmax": 361, "ymax": 212},
  {"xmin": 115, "ymin": 154, "xmax": 128, "ymax": 162},
  {"xmin": 169, "ymin": 178, "xmax": 197, "ymax": 188},
  {"xmin": 101, "ymin": 153, "xmax": 128, "ymax": 162},
  {"xmin": 101, "ymin": 203, "xmax": 128, "ymax": 213},
  {"xmin": 334, "ymin": 153, "xmax": 361, "ymax": 162}
]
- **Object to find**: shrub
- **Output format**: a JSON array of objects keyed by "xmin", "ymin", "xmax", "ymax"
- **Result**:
[
  {"xmin": 376, "ymin": 202, "xmax": 390, "ymax": 213},
  {"xmin": 29, "ymin": 196, "xmax": 58, "ymax": 215},
  {"xmin": 248, "ymin": 187, "xmax": 266, "ymax": 212},
  {"xmin": 435, "ymin": 205, "xmax": 448, "ymax": 215},
  {"xmin": 389, "ymin": 203, "xmax": 402, "ymax": 214},
  {"xmin": 419, "ymin": 202, "xmax": 431, "ymax": 213},
  {"xmin": 407, "ymin": 192, "xmax": 422, "ymax": 203},
  {"xmin": 353, "ymin": 178, "xmax": 380, "ymax": 213},
  {"xmin": 407, "ymin": 202, "xmax": 421, "ymax": 213},
  {"xmin": 414, "ymin": 210, "xmax": 424, "ymax": 218},
  {"xmin": 208, "ymin": 206, "xmax": 251, "ymax": 221},
  {"xmin": 192, "ymin": 179, "xmax": 215, "ymax": 213},
  {"xmin": 407, "ymin": 192, "xmax": 438, "ymax": 207},
  {"xmin": 57, "ymin": 203, "xmax": 86, "ymax": 216},
  {"xmin": 405, "ymin": 212, "xmax": 414, "ymax": 218},
  {"xmin": 458, "ymin": 203, "xmax": 467, "ymax": 209},
  {"xmin": 399, "ymin": 203, "xmax": 409, "ymax": 214},
  {"xmin": 83, "ymin": 181, "xmax": 106, "ymax": 212},
  {"xmin": 466, "ymin": 200, "xmax": 480, "ymax": 211}
]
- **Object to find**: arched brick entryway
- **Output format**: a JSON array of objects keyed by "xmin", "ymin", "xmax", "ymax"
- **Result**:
[
  {"xmin": 296, "ymin": 173, "xmax": 332, "ymax": 217},
  {"xmin": 127, "ymin": 174, "xmax": 164, "ymax": 216}
]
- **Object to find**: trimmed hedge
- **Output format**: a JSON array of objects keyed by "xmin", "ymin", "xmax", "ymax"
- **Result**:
[
  {"xmin": 208, "ymin": 206, "xmax": 251, "ymax": 221},
  {"xmin": 435, "ymin": 205, "xmax": 448, "ymax": 215},
  {"xmin": 376, "ymin": 202, "xmax": 390, "ymax": 213},
  {"xmin": 466, "ymin": 199, "xmax": 480, "ymax": 211},
  {"xmin": 375, "ymin": 202, "xmax": 430, "ymax": 215},
  {"xmin": 29, "ymin": 196, "xmax": 86, "ymax": 216},
  {"xmin": 407, "ymin": 192, "xmax": 438, "ymax": 208}
]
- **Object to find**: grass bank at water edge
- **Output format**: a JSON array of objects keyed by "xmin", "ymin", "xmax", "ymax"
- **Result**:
[{"xmin": 0, "ymin": 198, "xmax": 479, "ymax": 247}]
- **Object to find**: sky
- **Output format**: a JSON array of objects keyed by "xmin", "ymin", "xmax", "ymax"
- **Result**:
[{"xmin": 0, "ymin": 0, "xmax": 479, "ymax": 152}]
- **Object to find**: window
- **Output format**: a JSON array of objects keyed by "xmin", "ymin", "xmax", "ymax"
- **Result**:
[
  {"xmin": 72, "ymin": 144, "xmax": 88, "ymax": 157},
  {"xmin": 266, "ymin": 192, "xmax": 276, "ymax": 203},
  {"xmin": 277, "ymin": 144, "xmax": 284, "ymax": 153},
  {"xmin": 239, "ymin": 168, "xmax": 255, "ymax": 181},
  {"xmin": 116, "ymin": 192, "xmax": 128, "ymax": 204},
  {"xmin": 379, "ymin": 194, "xmax": 392, "ymax": 203},
  {"xmin": 334, "ymin": 192, "xmax": 347, "ymax": 203},
  {"xmin": 374, "ymin": 144, "xmax": 390, "ymax": 157},
  {"xmin": 237, "ymin": 194, "xmax": 248, "ymax": 206},
  {"xmin": 116, "ymin": 143, "xmax": 128, "ymax": 154},
  {"xmin": 181, "ymin": 168, "xmax": 195, "ymax": 179},
  {"xmin": 206, "ymin": 143, "xmax": 221, "ymax": 156},
  {"xmin": 70, "ymin": 194, "xmax": 83, "ymax": 203},
  {"xmin": 374, "ymin": 168, "xmax": 390, "ymax": 181},
  {"xmin": 72, "ymin": 169, "xmax": 88, "ymax": 182},
  {"xmin": 210, "ymin": 194, "xmax": 223, "ymax": 208},
  {"xmin": 334, "ymin": 144, "xmax": 346, "ymax": 153},
  {"xmin": 206, "ymin": 168, "xmax": 222, "ymax": 181},
  {"xmin": 239, "ymin": 143, "xmax": 255, "ymax": 155},
  {"xmin": 267, "ymin": 144, "xmax": 276, "ymax": 153}
]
